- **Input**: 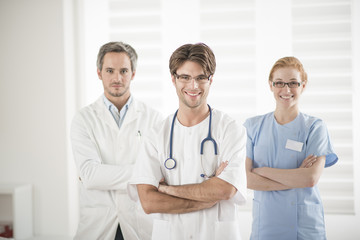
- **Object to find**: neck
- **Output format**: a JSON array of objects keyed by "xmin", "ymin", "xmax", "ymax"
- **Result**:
[
  {"xmin": 177, "ymin": 104, "xmax": 209, "ymax": 127},
  {"xmin": 274, "ymin": 105, "xmax": 299, "ymax": 125},
  {"xmin": 105, "ymin": 93, "xmax": 130, "ymax": 111}
]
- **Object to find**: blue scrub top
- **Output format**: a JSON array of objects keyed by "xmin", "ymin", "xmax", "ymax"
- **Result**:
[{"xmin": 244, "ymin": 112, "xmax": 338, "ymax": 240}]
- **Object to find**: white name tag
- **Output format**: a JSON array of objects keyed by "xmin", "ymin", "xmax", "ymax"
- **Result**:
[{"xmin": 285, "ymin": 139, "xmax": 303, "ymax": 152}]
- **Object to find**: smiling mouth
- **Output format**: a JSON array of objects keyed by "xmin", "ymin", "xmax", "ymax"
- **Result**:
[
  {"xmin": 186, "ymin": 92, "xmax": 201, "ymax": 97},
  {"xmin": 280, "ymin": 95, "xmax": 293, "ymax": 99}
]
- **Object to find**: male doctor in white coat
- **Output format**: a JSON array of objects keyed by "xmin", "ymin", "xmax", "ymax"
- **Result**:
[
  {"xmin": 71, "ymin": 41, "xmax": 163, "ymax": 240},
  {"xmin": 128, "ymin": 43, "xmax": 247, "ymax": 240}
]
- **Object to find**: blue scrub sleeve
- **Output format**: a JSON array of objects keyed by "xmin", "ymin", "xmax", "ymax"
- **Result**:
[
  {"xmin": 306, "ymin": 119, "xmax": 338, "ymax": 167},
  {"xmin": 243, "ymin": 119, "xmax": 254, "ymax": 160}
]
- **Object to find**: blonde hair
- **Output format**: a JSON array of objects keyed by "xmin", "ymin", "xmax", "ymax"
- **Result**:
[{"xmin": 269, "ymin": 56, "xmax": 307, "ymax": 83}]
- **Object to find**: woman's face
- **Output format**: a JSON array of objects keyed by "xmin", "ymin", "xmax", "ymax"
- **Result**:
[{"xmin": 269, "ymin": 67, "xmax": 306, "ymax": 110}]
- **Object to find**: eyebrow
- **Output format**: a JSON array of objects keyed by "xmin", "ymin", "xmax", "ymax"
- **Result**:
[
  {"xmin": 105, "ymin": 67, "xmax": 129, "ymax": 70},
  {"xmin": 178, "ymin": 73, "xmax": 206, "ymax": 76},
  {"xmin": 274, "ymin": 78, "xmax": 299, "ymax": 81}
]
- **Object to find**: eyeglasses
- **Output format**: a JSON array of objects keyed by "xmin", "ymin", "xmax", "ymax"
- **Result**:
[
  {"xmin": 173, "ymin": 73, "xmax": 211, "ymax": 84},
  {"xmin": 272, "ymin": 81, "xmax": 302, "ymax": 88}
]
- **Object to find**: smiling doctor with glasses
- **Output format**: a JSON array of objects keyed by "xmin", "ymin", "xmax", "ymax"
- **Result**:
[
  {"xmin": 128, "ymin": 43, "xmax": 247, "ymax": 240},
  {"xmin": 244, "ymin": 56, "xmax": 338, "ymax": 240}
]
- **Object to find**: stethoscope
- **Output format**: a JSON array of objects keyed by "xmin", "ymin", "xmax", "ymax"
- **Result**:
[{"xmin": 164, "ymin": 104, "xmax": 218, "ymax": 178}]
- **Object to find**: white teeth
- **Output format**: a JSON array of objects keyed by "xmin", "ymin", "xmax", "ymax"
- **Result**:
[
  {"xmin": 187, "ymin": 93, "xmax": 199, "ymax": 96},
  {"xmin": 281, "ymin": 95, "xmax": 292, "ymax": 99}
]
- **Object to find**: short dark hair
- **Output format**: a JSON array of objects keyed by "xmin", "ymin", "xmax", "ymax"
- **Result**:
[{"xmin": 169, "ymin": 43, "xmax": 216, "ymax": 76}]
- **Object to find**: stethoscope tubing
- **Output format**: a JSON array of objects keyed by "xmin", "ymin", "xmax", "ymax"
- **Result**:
[{"xmin": 165, "ymin": 104, "xmax": 217, "ymax": 171}]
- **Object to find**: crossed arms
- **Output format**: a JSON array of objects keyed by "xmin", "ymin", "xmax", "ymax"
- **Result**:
[
  {"xmin": 246, "ymin": 154, "xmax": 326, "ymax": 191},
  {"xmin": 136, "ymin": 162, "xmax": 237, "ymax": 214}
]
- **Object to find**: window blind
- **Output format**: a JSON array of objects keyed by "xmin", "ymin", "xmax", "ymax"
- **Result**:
[
  {"xmin": 98, "ymin": 0, "xmax": 355, "ymax": 214},
  {"xmin": 200, "ymin": 0, "xmax": 257, "ymax": 123},
  {"xmin": 292, "ymin": 0, "xmax": 354, "ymax": 214},
  {"xmin": 108, "ymin": 0, "xmax": 164, "ymax": 109}
]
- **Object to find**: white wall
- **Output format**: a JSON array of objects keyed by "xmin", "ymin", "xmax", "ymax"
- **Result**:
[{"xmin": 0, "ymin": 0, "xmax": 75, "ymax": 237}]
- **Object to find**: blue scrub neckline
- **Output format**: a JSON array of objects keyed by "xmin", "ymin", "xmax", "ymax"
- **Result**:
[{"xmin": 272, "ymin": 111, "xmax": 301, "ymax": 128}]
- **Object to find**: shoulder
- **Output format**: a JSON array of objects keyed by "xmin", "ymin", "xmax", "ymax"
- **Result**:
[
  {"xmin": 299, "ymin": 112, "xmax": 326, "ymax": 130},
  {"xmin": 146, "ymin": 113, "xmax": 172, "ymax": 134},
  {"xmin": 70, "ymin": 98, "xmax": 104, "ymax": 135},
  {"xmin": 299, "ymin": 113, "xmax": 330, "ymax": 139},
  {"xmin": 133, "ymin": 98, "xmax": 164, "ymax": 120},
  {"xmin": 212, "ymin": 108, "xmax": 234, "ymax": 123},
  {"xmin": 212, "ymin": 108, "xmax": 246, "ymax": 135},
  {"xmin": 72, "ymin": 97, "xmax": 102, "ymax": 123},
  {"xmin": 244, "ymin": 112, "xmax": 273, "ymax": 130}
]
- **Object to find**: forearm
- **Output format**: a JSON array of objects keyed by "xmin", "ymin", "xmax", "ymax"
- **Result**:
[
  {"xmin": 253, "ymin": 157, "xmax": 325, "ymax": 188},
  {"xmin": 80, "ymin": 163, "xmax": 133, "ymax": 190},
  {"xmin": 72, "ymin": 118, "xmax": 133, "ymax": 191},
  {"xmin": 247, "ymin": 170, "xmax": 290, "ymax": 191},
  {"xmin": 137, "ymin": 184, "xmax": 216, "ymax": 214},
  {"xmin": 246, "ymin": 157, "xmax": 289, "ymax": 191},
  {"xmin": 159, "ymin": 177, "xmax": 236, "ymax": 202}
]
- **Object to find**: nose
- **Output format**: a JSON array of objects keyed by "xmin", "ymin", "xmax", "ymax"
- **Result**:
[
  {"xmin": 115, "ymin": 71, "xmax": 122, "ymax": 82},
  {"xmin": 285, "ymin": 85, "xmax": 291, "ymax": 92},
  {"xmin": 191, "ymin": 78, "xmax": 199, "ymax": 89}
]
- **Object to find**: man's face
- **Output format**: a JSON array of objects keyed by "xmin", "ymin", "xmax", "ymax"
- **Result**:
[
  {"xmin": 97, "ymin": 52, "xmax": 135, "ymax": 100},
  {"xmin": 172, "ymin": 61, "xmax": 212, "ymax": 110}
]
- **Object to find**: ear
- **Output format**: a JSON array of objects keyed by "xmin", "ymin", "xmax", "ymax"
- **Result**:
[
  {"xmin": 131, "ymin": 71, "xmax": 136, "ymax": 81},
  {"xmin": 171, "ymin": 74, "xmax": 176, "ymax": 86},
  {"xmin": 97, "ymin": 69, "xmax": 102, "ymax": 80},
  {"xmin": 269, "ymin": 81, "xmax": 273, "ymax": 92},
  {"xmin": 209, "ymin": 75, "xmax": 213, "ymax": 85},
  {"xmin": 301, "ymin": 81, "xmax": 307, "ymax": 93}
]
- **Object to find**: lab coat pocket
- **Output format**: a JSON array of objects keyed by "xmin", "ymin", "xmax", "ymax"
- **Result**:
[
  {"xmin": 77, "ymin": 207, "xmax": 111, "ymax": 237},
  {"xmin": 298, "ymin": 204, "xmax": 326, "ymax": 240},
  {"xmin": 215, "ymin": 220, "xmax": 241, "ymax": 240},
  {"xmin": 152, "ymin": 219, "xmax": 170, "ymax": 240}
]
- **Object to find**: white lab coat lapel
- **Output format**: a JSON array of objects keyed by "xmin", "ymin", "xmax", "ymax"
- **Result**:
[
  {"xmin": 93, "ymin": 96, "xmax": 120, "ymax": 131},
  {"xmin": 93, "ymin": 96, "xmax": 143, "ymax": 132},
  {"xmin": 121, "ymin": 99, "xmax": 142, "ymax": 130}
]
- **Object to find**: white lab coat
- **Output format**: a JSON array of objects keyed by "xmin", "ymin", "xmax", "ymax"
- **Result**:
[
  {"xmin": 71, "ymin": 96, "xmax": 163, "ymax": 240},
  {"xmin": 128, "ymin": 109, "xmax": 247, "ymax": 240}
]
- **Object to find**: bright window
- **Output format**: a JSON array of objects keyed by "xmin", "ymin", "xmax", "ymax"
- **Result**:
[{"xmin": 79, "ymin": 0, "xmax": 358, "ymax": 215}]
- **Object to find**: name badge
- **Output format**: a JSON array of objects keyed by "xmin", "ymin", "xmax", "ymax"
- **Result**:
[{"xmin": 285, "ymin": 139, "xmax": 303, "ymax": 152}]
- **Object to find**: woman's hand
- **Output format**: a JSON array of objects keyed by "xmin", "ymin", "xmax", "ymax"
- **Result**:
[{"xmin": 300, "ymin": 154, "xmax": 318, "ymax": 168}]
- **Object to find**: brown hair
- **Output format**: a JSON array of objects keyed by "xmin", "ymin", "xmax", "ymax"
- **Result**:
[{"xmin": 169, "ymin": 43, "xmax": 216, "ymax": 76}]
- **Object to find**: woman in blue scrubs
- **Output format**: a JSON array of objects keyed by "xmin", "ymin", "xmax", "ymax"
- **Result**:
[{"xmin": 244, "ymin": 57, "xmax": 338, "ymax": 240}]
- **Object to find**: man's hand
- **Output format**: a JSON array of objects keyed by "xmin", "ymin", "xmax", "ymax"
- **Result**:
[
  {"xmin": 158, "ymin": 178, "xmax": 168, "ymax": 194},
  {"xmin": 215, "ymin": 161, "xmax": 228, "ymax": 177}
]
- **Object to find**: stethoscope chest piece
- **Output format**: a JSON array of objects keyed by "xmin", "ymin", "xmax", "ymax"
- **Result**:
[{"xmin": 164, "ymin": 158, "xmax": 176, "ymax": 170}]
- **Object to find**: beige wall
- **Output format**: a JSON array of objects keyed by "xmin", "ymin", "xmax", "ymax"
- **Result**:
[{"xmin": 0, "ymin": 0, "xmax": 74, "ymax": 236}]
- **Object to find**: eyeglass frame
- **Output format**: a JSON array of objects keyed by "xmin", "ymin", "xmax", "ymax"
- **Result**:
[
  {"xmin": 271, "ymin": 81, "xmax": 303, "ymax": 88},
  {"xmin": 173, "ymin": 72, "xmax": 212, "ymax": 84}
]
